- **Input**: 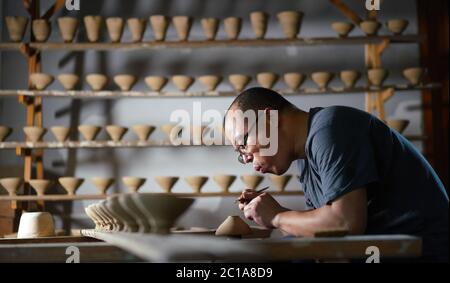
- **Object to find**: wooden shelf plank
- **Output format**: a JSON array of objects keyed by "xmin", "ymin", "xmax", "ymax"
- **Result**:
[
  {"xmin": 0, "ymin": 191, "xmax": 304, "ymax": 201},
  {"xmin": 0, "ymin": 83, "xmax": 441, "ymax": 99}
]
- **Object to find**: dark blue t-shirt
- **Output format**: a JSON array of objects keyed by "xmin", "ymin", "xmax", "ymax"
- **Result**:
[{"xmin": 297, "ymin": 106, "xmax": 449, "ymax": 262}]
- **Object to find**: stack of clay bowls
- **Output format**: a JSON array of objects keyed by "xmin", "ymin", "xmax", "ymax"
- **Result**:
[{"xmin": 85, "ymin": 194, "xmax": 194, "ymax": 234}]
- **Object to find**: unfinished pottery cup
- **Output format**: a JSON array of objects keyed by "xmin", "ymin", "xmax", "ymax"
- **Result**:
[
  {"xmin": 213, "ymin": 175, "xmax": 236, "ymax": 193},
  {"xmin": 23, "ymin": 126, "xmax": 46, "ymax": 142},
  {"xmin": 0, "ymin": 177, "xmax": 23, "ymax": 196},
  {"xmin": 83, "ymin": 15, "xmax": 103, "ymax": 42},
  {"xmin": 199, "ymin": 75, "xmax": 222, "ymax": 91},
  {"xmin": 331, "ymin": 22, "xmax": 354, "ymax": 38},
  {"xmin": 172, "ymin": 75, "xmax": 194, "ymax": 91},
  {"xmin": 257, "ymin": 72, "xmax": 279, "ymax": 89},
  {"xmin": 311, "ymin": 71, "xmax": 334, "ymax": 90},
  {"xmin": 127, "ymin": 18, "xmax": 147, "ymax": 42},
  {"xmin": 386, "ymin": 119, "xmax": 409, "ymax": 134},
  {"xmin": 386, "ymin": 19, "xmax": 409, "ymax": 35},
  {"xmin": 17, "ymin": 212, "xmax": 55, "ymax": 238},
  {"xmin": 161, "ymin": 124, "xmax": 183, "ymax": 143},
  {"xmin": 224, "ymin": 17, "xmax": 242, "ymax": 40},
  {"xmin": 113, "ymin": 74, "xmax": 137, "ymax": 91},
  {"xmin": 283, "ymin": 72, "xmax": 305, "ymax": 90},
  {"xmin": 29, "ymin": 179, "xmax": 53, "ymax": 196},
  {"xmin": 228, "ymin": 74, "xmax": 252, "ymax": 91},
  {"xmin": 59, "ymin": 177, "xmax": 84, "ymax": 195},
  {"xmin": 403, "ymin": 67, "xmax": 424, "ymax": 86},
  {"xmin": 106, "ymin": 17, "xmax": 124, "ymax": 43},
  {"xmin": 340, "ymin": 70, "xmax": 361, "ymax": 89},
  {"xmin": 250, "ymin": 11, "xmax": 269, "ymax": 39},
  {"xmin": 173, "ymin": 16, "xmax": 193, "ymax": 41},
  {"xmin": 215, "ymin": 215, "xmax": 252, "ymax": 237},
  {"xmin": 360, "ymin": 20, "xmax": 381, "ymax": 36},
  {"xmin": 149, "ymin": 15, "xmax": 170, "ymax": 41},
  {"xmin": 106, "ymin": 125, "xmax": 128, "ymax": 142},
  {"xmin": 50, "ymin": 126, "xmax": 70, "ymax": 142},
  {"xmin": 0, "ymin": 126, "xmax": 12, "ymax": 142},
  {"xmin": 185, "ymin": 176, "xmax": 208, "ymax": 193},
  {"xmin": 155, "ymin": 176, "xmax": 179, "ymax": 193},
  {"xmin": 78, "ymin": 124, "xmax": 101, "ymax": 141},
  {"xmin": 122, "ymin": 177, "xmax": 146, "ymax": 193},
  {"xmin": 57, "ymin": 17, "xmax": 79, "ymax": 42},
  {"xmin": 5, "ymin": 16, "xmax": 28, "ymax": 42},
  {"xmin": 270, "ymin": 174, "xmax": 292, "ymax": 192},
  {"xmin": 144, "ymin": 76, "xmax": 168, "ymax": 92},
  {"xmin": 91, "ymin": 177, "xmax": 114, "ymax": 195},
  {"xmin": 368, "ymin": 68, "xmax": 388, "ymax": 87},
  {"xmin": 32, "ymin": 19, "xmax": 51, "ymax": 42},
  {"xmin": 57, "ymin": 74, "xmax": 79, "ymax": 90},
  {"xmin": 241, "ymin": 175, "xmax": 264, "ymax": 190},
  {"xmin": 132, "ymin": 125, "xmax": 155, "ymax": 141},
  {"xmin": 201, "ymin": 17, "xmax": 219, "ymax": 40},
  {"xmin": 86, "ymin": 74, "xmax": 108, "ymax": 91},
  {"xmin": 277, "ymin": 11, "xmax": 303, "ymax": 39},
  {"xmin": 30, "ymin": 73, "xmax": 54, "ymax": 90}
]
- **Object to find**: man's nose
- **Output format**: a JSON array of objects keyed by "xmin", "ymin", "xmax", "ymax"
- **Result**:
[{"xmin": 244, "ymin": 154, "xmax": 253, "ymax": 163}]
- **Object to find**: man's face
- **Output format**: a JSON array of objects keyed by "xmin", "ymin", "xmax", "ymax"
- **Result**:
[{"xmin": 224, "ymin": 108, "xmax": 291, "ymax": 175}]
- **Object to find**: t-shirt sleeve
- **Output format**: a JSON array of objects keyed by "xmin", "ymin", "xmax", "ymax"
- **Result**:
[{"xmin": 310, "ymin": 127, "xmax": 379, "ymax": 205}]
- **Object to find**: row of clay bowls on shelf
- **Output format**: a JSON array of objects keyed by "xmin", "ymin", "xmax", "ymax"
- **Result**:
[
  {"xmin": 86, "ymin": 194, "xmax": 194, "ymax": 234},
  {"xmin": 4, "ymin": 11, "xmax": 303, "ymax": 43},
  {"xmin": 331, "ymin": 19, "xmax": 409, "ymax": 37},
  {"xmin": 0, "ymin": 174, "xmax": 295, "ymax": 197},
  {"xmin": 27, "ymin": 67, "xmax": 425, "ymax": 93}
]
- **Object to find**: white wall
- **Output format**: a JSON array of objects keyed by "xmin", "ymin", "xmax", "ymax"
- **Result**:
[{"xmin": 0, "ymin": 0, "xmax": 423, "ymax": 231}]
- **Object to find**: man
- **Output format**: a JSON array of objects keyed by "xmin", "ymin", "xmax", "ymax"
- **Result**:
[{"xmin": 223, "ymin": 87, "xmax": 449, "ymax": 262}]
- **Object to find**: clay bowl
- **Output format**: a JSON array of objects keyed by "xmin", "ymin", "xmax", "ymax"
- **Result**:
[
  {"xmin": 198, "ymin": 75, "xmax": 223, "ymax": 91},
  {"xmin": 144, "ymin": 76, "xmax": 168, "ymax": 92},
  {"xmin": 213, "ymin": 175, "xmax": 236, "ymax": 193},
  {"xmin": 311, "ymin": 71, "xmax": 334, "ymax": 90},
  {"xmin": 386, "ymin": 19, "xmax": 409, "ymax": 35},
  {"xmin": 91, "ymin": 177, "xmax": 115, "ymax": 195},
  {"xmin": 0, "ymin": 177, "xmax": 23, "ymax": 196},
  {"xmin": 224, "ymin": 17, "xmax": 242, "ymax": 40},
  {"xmin": 5, "ymin": 16, "xmax": 28, "ymax": 42},
  {"xmin": 155, "ymin": 176, "xmax": 179, "ymax": 193},
  {"xmin": 185, "ymin": 176, "xmax": 208, "ymax": 193},
  {"xmin": 149, "ymin": 15, "xmax": 170, "ymax": 41},
  {"xmin": 250, "ymin": 11, "xmax": 269, "ymax": 39},
  {"xmin": 50, "ymin": 126, "xmax": 70, "ymax": 142},
  {"xmin": 86, "ymin": 74, "xmax": 108, "ymax": 91},
  {"xmin": 113, "ymin": 74, "xmax": 137, "ymax": 91},
  {"xmin": 340, "ymin": 70, "xmax": 361, "ymax": 89},
  {"xmin": 172, "ymin": 16, "xmax": 193, "ymax": 41},
  {"xmin": 215, "ymin": 215, "xmax": 252, "ymax": 237},
  {"xmin": 270, "ymin": 174, "xmax": 292, "ymax": 192},
  {"xmin": 30, "ymin": 73, "xmax": 54, "ymax": 90},
  {"xmin": 0, "ymin": 126, "xmax": 12, "ymax": 142},
  {"xmin": 17, "ymin": 212, "xmax": 55, "ymax": 238},
  {"xmin": 331, "ymin": 22, "xmax": 354, "ymax": 38},
  {"xmin": 161, "ymin": 124, "xmax": 183, "ymax": 142},
  {"xmin": 127, "ymin": 18, "xmax": 146, "ymax": 42},
  {"xmin": 29, "ymin": 179, "xmax": 52, "ymax": 196},
  {"xmin": 368, "ymin": 68, "xmax": 388, "ymax": 87},
  {"xmin": 57, "ymin": 17, "xmax": 79, "ymax": 42},
  {"xmin": 106, "ymin": 125, "xmax": 128, "ymax": 142},
  {"xmin": 117, "ymin": 194, "xmax": 151, "ymax": 232},
  {"xmin": 106, "ymin": 17, "xmax": 124, "ymax": 43},
  {"xmin": 403, "ymin": 67, "xmax": 424, "ymax": 86},
  {"xmin": 23, "ymin": 126, "xmax": 46, "ymax": 142},
  {"xmin": 277, "ymin": 11, "xmax": 303, "ymax": 39},
  {"xmin": 386, "ymin": 119, "xmax": 409, "ymax": 134},
  {"xmin": 172, "ymin": 75, "xmax": 194, "ymax": 91},
  {"xmin": 283, "ymin": 72, "xmax": 305, "ymax": 90},
  {"xmin": 201, "ymin": 17, "xmax": 219, "ymax": 40},
  {"xmin": 106, "ymin": 196, "xmax": 139, "ymax": 232},
  {"xmin": 240, "ymin": 175, "xmax": 264, "ymax": 190},
  {"xmin": 131, "ymin": 193, "xmax": 195, "ymax": 234},
  {"xmin": 78, "ymin": 124, "xmax": 101, "ymax": 141},
  {"xmin": 257, "ymin": 72, "xmax": 279, "ymax": 89},
  {"xmin": 122, "ymin": 177, "xmax": 146, "ymax": 193},
  {"xmin": 59, "ymin": 177, "xmax": 84, "ymax": 195},
  {"xmin": 57, "ymin": 74, "xmax": 79, "ymax": 90},
  {"xmin": 228, "ymin": 74, "xmax": 252, "ymax": 92},
  {"xmin": 83, "ymin": 15, "xmax": 103, "ymax": 42},
  {"xmin": 360, "ymin": 20, "xmax": 381, "ymax": 36},
  {"xmin": 32, "ymin": 19, "xmax": 51, "ymax": 42},
  {"xmin": 132, "ymin": 125, "xmax": 156, "ymax": 141}
]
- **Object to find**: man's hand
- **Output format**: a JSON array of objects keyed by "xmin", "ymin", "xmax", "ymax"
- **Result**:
[{"xmin": 238, "ymin": 191, "xmax": 289, "ymax": 229}]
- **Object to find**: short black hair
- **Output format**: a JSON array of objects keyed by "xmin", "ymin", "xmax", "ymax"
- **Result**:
[{"xmin": 227, "ymin": 87, "xmax": 295, "ymax": 112}]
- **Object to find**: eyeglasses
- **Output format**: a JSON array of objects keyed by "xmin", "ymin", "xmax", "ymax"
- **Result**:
[{"xmin": 237, "ymin": 116, "xmax": 259, "ymax": 164}]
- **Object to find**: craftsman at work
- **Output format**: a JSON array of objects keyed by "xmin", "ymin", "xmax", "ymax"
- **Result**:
[{"xmin": 224, "ymin": 87, "xmax": 449, "ymax": 262}]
